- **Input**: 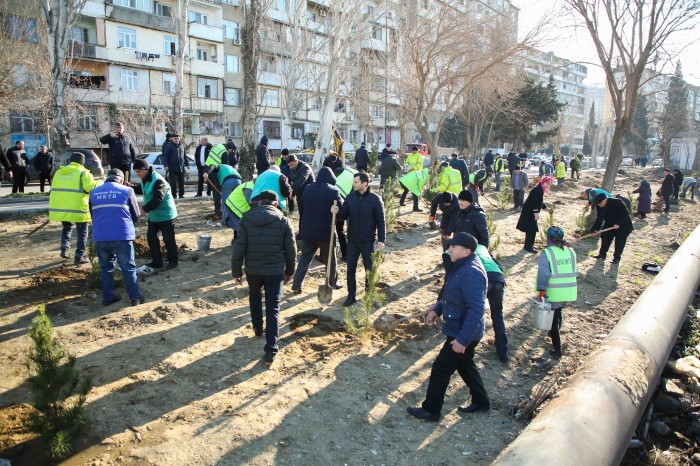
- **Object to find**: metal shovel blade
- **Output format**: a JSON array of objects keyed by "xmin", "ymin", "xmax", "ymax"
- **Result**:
[{"xmin": 317, "ymin": 284, "xmax": 333, "ymax": 305}]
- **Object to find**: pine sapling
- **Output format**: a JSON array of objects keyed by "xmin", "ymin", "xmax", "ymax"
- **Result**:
[
  {"xmin": 369, "ymin": 147, "xmax": 379, "ymax": 175},
  {"xmin": 539, "ymin": 206, "xmax": 556, "ymax": 244},
  {"xmin": 344, "ymin": 250, "xmax": 385, "ymax": 339},
  {"xmin": 26, "ymin": 304, "xmax": 92, "ymax": 460},
  {"xmin": 382, "ymin": 177, "xmax": 400, "ymax": 233},
  {"xmin": 421, "ymin": 163, "xmax": 440, "ymax": 205},
  {"xmin": 496, "ymin": 176, "xmax": 513, "ymax": 209},
  {"xmin": 629, "ymin": 191, "xmax": 638, "ymax": 216},
  {"xmin": 575, "ymin": 206, "xmax": 595, "ymax": 235},
  {"xmin": 486, "ymin": 212, "xmax": 501, "ymax": 253}
]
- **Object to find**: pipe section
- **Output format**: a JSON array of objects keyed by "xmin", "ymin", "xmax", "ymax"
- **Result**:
[{"xmin": 495, "ymin": 224, "xmax": 700, "ymax": 465}]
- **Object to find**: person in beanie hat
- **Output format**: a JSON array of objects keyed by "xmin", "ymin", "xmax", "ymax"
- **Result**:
[
  {"xmin": 590, "ymin": 193, "xmax": 633, "ymax": 264},
  {"xmin": 516, "ymin": 176, "xmax": 552, "ymax": 253},
  {"xmin": 536, "ymin": 226, "xmax": 577, "ymax": 358},
  {"xmin": 660, "ymin": 168, "xmax": 675, "ymax": 213},
  {"xmin": 429, "ymin": 190, "xmax": 459, "ymax": 250},
  {"xmin": 407, "ymin": 231, "xmax": 489, "ymax": 421},
  {"xmin": 446, "ymin": 189, "xmax": 489, "ymax": 247}
]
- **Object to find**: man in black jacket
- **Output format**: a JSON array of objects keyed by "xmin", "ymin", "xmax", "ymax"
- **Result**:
[
  {"xmin": 507, "ymin": 151, "xmax": 520, "ymax": 176},
  {"xmin": 673, "ymin": 169, "xmax": 684, "ymax": 200},
  {"xmin": 3, "ymin": 140, "xmax": 29, "ymax": 193},
  {"xmin": 483, "ymin": 150, "xmax": 494, "ymax": 175},
  {"xmin": 33, "ymin": 145, "xmax": 54, "ymax": 193},
  {"xmin": 379, "ymin": 151, "xmax": 401, "ymax": 187},
  {"xmin": 100, "ymin": 122, "xmax": 136, "ymax": 184},
  {"xmin": 355, "ymin": 142, "xmax": 369, "ymax": 172},
  {"xmin": 323, "ymin": 150, "xmax": 344, "ymax": 175},
  {"xmin": 331, "ymin": 172, "xmax": 386, "ymax": 307},
  {"xmin": 591, "ymin": 193, "xmax": 634, "ymax": 264},
  {"xmin": 255, "ymin": 136, "xmax": 270, "ymax": 174},
  {"xmin": 163, "ymin": 134, "xmax": 188, "ymax": 199},
  {"xmin": 380, "ymin": 143, "xmax": 392, "ymax": 165},
  {"xmin": 430, "ymin": 191, "xmax": 460, "ymax": 250},
  {"xmin": 661, "ymin": 168, "xmax": 675, "ymax": 213},
  {"xmin": 232, "ymin": 190, "xmax": 296, "ymax": 367},
  {"xmin": 194, "ymin": 137, "xmax": 212, "ymax": 197},
  {"xmin": 449, "ymin": 153, "xmax": 469, "ymax": 190},
  {"xmin": 447, "ymin": 190, "xmax": 489, "ymax": 247},
  {"xmin": 288, "ymin": 155, "xmax": 315, "ymax": 222}
]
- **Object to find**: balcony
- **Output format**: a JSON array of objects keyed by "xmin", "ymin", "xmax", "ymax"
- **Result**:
[
  {"xmin": 192, "ymin": 97, "xmax": 224, "ymax": 114},
  {"xmin": 109, "ymin": 5, "xmax": 174, "ymax": 33},
  {"xmin": 190, "ymin": 59, "xmax": 224, "ymax": 78},
  {"xmin": 69, "ymin": 41, "xmax": 109, "ymax": 61},
  {"xmin": 189, "ymin": 22, "xmax": 223, "ymax": 43},
  {"xmin": 81, "ymin": 0, "xmax": 105, "ymax": 17},
  {"xmin": 360, "ymin": 38, "xmax": 386, "ymax": 52}
]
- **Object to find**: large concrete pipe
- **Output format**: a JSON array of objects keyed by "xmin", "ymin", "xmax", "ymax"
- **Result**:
[{"xmin": 495, "ymin": 224, "xmax": 700, "ymax": 465}]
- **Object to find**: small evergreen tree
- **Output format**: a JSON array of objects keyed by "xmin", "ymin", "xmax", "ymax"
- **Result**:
[
  {"xmin": 486, "ymin": 212, "xmax": 501, "ymax": 253},
  {"xmin": 659, "ymin": 62, "xmax": 690, "ymax": 165},
  {"xmin": 539, "ymin": 206, "xmax": 556, "ymax": 244},
  {"xmin": 344, "ymin": 250, "xmax": 385, "ymax": 339},
  {"xmin": 496, "ymin": 175, "xmax": 513, "ymax": 209},
  {"xmin": 382, "ymin": 177, "xmax": 400, "ymax": 233},
  {"xmin": 26, "ymin": 305, "xmax": 92, "ymax": 459},
  {"xmin": 582, "ymin": 103, "xmax": 596, "ymax": 156},
  {"xmin": 369, "ymin": 146, "xmax": 379, "ymax": 175}
]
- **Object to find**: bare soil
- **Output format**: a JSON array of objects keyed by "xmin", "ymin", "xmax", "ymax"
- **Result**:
[{"xmin": 0, "ymin": 167, "xmax": 698, "ymax": 465}]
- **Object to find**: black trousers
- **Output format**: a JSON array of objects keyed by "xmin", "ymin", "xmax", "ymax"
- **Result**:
[
  {"xmin": 422, "ymin": 339, "xmax": 488, "ymax": 414},
  {"xmin": 488, "ymin": 282, "xmax": 508, "ymax": 358},
  {"xmin": 550, "ymin": 307, "xmax": 563, "ymax": 352},
  {"xmin": 168, "ymin": 171, "xmax": 185, "ymax": 198},
  {"xmin": 10, "ymin": 167, "xmax": 26, "ymax": 193},
  {"xmin": 571, "ymin": 168, "xmax": 579, "ymax": 180},
  {"xmin": 524, "ymin": 227, "xmax": 537, "ymax": 249},
  {"xmin": 346, "ymin": 240, "xmax": 373, "ymax": 297},
  {"xmin": 39, "ymin": 171, "xmax": 52, "ymax": 192},
  {"xmin": 598, "ymin": 230, "xmax": 630, "ymax": 260},
  {"xmin": 336, "ymin": 219, "xmax": 347, "ymax": 259},
  {"xmin": 513, "ymin": 189, "xmax": 524, "ymax": 208},
  {"xmin": 673, "ymin": 184, "xmax": 680, "ymax": 200},
  {"xmin": 400, "ymin": 187, "xmax": 419, "ymax": 208},
  {"xmin": 147, "ymin": 219, "xmax": 178, "ymax": 266},
  {"xmin": 197, "ymin": 167, "xmax": 207, "ymax": 196}
]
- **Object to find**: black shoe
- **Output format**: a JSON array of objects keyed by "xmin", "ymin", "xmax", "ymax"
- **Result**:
[
  {"xmin": 131, "ymin": 296, "xmax": 146, "ymax": 306},
  {"xmin": 314, "ymin": 255, "xmax": 324, "ymax": 264},
  {"xmin": 340, "ymin": 256, "xmax": 347, "ymax": 263},
  {"xmin": 592, "ymin": 254, "xmax": 606, "ymax": 260},
  {"xmin": 103, "ymin": 296, "xmax": 122, "ymax": 306},
  {"xmin": 166, "ymin": 262, "xmax": 178, "ymax": 270},
  {"xmin": 549, "ymin": 349, "xmax": 563, "ymax": 358},
  {"xmin": 524, "ymin": 247, "xmax": 538, "ymax": 254},
  {"xmin": 195, "ymin": 194, "xmax": 203, "ymax": 197},
  {"xmin": 457, "ymin": 402, "xmax": 490, "ymax": 414},
  {"xmin": 264, "ymin": 352, "xmax": 275, "ymax": 366},
  {"xmin": 145, "ymin": 262, "xmax": 164, "ymax": 269},
  {"xmin": 343, "ymin": 295, "xmax": 357, "ymax": 307},
  {"xmin": 413, "ymin": 208, "xmax": 424, "ymax": 212},
  {"xmin": 291, "ymin": 288, "xmax": 302, "ymax": 295},
  {"xmin": 406, "ymin": 407, "xmax": 440, "ymax": 422},
  {"xmin": 331, "ymin": 283, "xmax": 343, "ymax": 290},
  {"xmin": 499, "ymin": 353, "xmax": 509, "ymax": 364},
  {"xmin": 399, "ymin": 203, "xmax": 406, "ymax": 206},
  {"xmin": 254, "ymin": 327, "xmax": 263, "ymax": 337},
  {"xmin": 60, "ymin": 249, "xmax": 72, "ymax": 259},
  {"xmin": 74, "ymin": 256, "xmax": 89, "ymax": 265},
  {"xmin": 610, "ymin": 258, "xmax": 620, "ymax": 264}
]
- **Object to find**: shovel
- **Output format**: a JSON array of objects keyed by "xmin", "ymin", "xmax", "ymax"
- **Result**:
[
  {"xmin": 26, "ymin": 219, "xmax": 50, "ymax": 237},
  {"xmin": 572, "ymin": 226, "xmax": 615, "ymax": 242},
  {"xmin": 317, "ymin": 200, "xmax": 337, "ymax": 305}
]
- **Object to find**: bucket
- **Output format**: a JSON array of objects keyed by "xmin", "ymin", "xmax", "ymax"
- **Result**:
[
  {"xmin": 197, "ymin": 234, "xmax": 212, "ymax": 251},
  {"xmin": 532, "ymin": 300, "xmax": 554, "ymax": 330}
]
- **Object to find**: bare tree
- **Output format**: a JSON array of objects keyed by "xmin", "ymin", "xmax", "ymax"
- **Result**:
[
  {"xmin": 172, "ymin": 0, "xmax": 190, "ymax": 136},
  {"xmin": 567, "ymin": 0, "xmax": 700, "ymax": 191}
]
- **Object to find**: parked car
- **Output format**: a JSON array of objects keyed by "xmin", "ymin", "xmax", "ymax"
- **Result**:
[
  {"xmin": 129, "ymin": 152, "xmax": 196, "ymax": 183},
  {"xmin": 25, "ymin": 148, "xmax": 104, "ymax": 181},
  {"xmin": 620, "ymin": 157, "xmax": 633, "ymax": 167}
]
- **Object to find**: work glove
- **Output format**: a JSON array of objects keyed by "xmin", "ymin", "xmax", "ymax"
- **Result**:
[
  {"xmin": 429, "ymin": 215, "xmax": 436, "ymax": 222},
  {"xmin": 538, "ymin": 290, "xmax": 546, "ymax": 302}
]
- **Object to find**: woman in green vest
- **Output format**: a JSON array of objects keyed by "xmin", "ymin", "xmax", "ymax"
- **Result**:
[{"xmin": 535, "ymin": 226, "xmax": 577, "ymax": 358}]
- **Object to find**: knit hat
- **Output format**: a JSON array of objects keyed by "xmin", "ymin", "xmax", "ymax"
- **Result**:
[
  {"xmin": 458, "ymin": 189, "xmax": 473, "ymax": 203},
  {"xmin": 256, "ymin": 190, "xmax": 278, "ymax": 202},
  {"xmin": 133, "ymin": 159, "xmax": 150, "ymax": 170},
  {"xmin": 440, "ymin": 192, "xmax": 452, "ymax": 204},
  {"xmin": 546, "ymin": 226, "xmax": 565, "ymax": 242},
  {"xmin": 446, "ymin": 232, "xmax": 478, "ymax": 252},
  {"xmin": 440, "ymin": 161, "xmax": 449, "ymax": 168},
  {"xmin": 594, "ymin": 192, "xmax": 608, "ymax": 204},
  {"xmin": 106, "ymin": 168, "xmax": 124, "ymax": 181}
]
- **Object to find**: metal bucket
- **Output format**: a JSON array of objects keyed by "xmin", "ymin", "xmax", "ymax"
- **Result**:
[
  {"xmin": 532, "ymin": 301, "xmax": 554, "ymax": 330},
  {"xmin": 197, "ymin": 234, "xmax": 212, "ymax": 251}
]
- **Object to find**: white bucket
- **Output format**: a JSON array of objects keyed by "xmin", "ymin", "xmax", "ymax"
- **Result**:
[
  {"xmin": 532, "ymin": 301, "xmax": 555, "ymax": 330},
  {"xmin": 197, "ymin": 234, "xmax": 212, "ymax": 251}
]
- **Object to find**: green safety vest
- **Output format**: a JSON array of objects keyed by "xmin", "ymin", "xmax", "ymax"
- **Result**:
[
  {"xmin": 49, "ymin": 162, "xmax": 99, "ymax": 223},
  {"xmin": 475, "ymin": 244, "xmax": 503, "ymax": 275},
  {"xmin": 226, "ymin": 180, "xmax": 254, "ymax": 218},
  {"xmin": 142, "ymin": 171, "xmax": 177, "ymax": 222},
  {"xmin": 437, "ymin": 167, "xmax": 462, "ymax": 194},
  {"xmin": 205, "ymin": 144, "xmax": 227, "ymax": 166},
  {"xmin": 535, "ymin": 246, "xmax": 577, "ymax": 302},
  {"xmin": 336, "ymin": 167, "xmax": 358, "ymax": 198},
  {"xmin": 400, "ymin": 168, "xmax": 429, "ymax": 197}
]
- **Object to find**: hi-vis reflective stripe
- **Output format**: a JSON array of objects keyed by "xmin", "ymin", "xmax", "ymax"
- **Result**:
[
  {"xmin": 92, "ymin": 204, "xmax": 125, "ymax": 209},
  {"xmin": 50, "ymin": 208, "xmax": 88, "ymax": 214},
  {"xmin": 51, "ymin": 187, "xmax": 84, "ymax": 193},
  {"xmin": 544, "ymin": 247, "xmax": 577, "ymax": 278}
]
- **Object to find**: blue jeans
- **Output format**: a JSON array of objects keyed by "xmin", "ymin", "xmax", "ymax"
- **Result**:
[
  {"xmin": 246, "ymin": 274, "xmax": 283, "ymax": 354},
  {"xmin": 96, "ymin": 240, "xmax": 141, "ymax": 302},
  {"xmin": 494, "ymin": 172, "xmax": 502, "ymax": 191},
  {"xmin": 557, "ymin": 177, "xmax": 565, "ymax": 185},
  {"xmin": 61, "ymin": 222, "xmax": 88, "ymax": 258},
  {"xmin": 346, "ymin": 241, "xmax": 374, "ymax": 298}
]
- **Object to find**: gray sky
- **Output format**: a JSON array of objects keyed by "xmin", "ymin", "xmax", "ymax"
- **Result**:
[{"xmin": 512, "ymin": 0, "xmax": 700, "ymax": 86}]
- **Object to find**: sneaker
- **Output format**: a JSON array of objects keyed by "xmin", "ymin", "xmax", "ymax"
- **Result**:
[
  {"xmin": 102, "ymin": 296, "xmax": 122, "ymax": 306},
  {"xmin": 264, "ymin": 352, "xmax": 275, "ymax": 366},
  {"xmin": 74, "ymin": 256, "xmax": 89, "ymax": 265},
  {"xmin": 166, "ymin": 262, "xmax": 178, "ymax": 270},
  {"xmin": 343, "ymin": 295, "xmax": 357, "ymax": 307},
  {"xmin": 331, "ymin": 283, "xmax": 343, "ymax": 290},
  {"xmin": 131, "ymin": 296, "xmax": 146, "ymax": 306},
  {"xmin": 399, "ymin": 203, "xmax": 406, "ymax": 207},
  {"xmin": 457, "ymin": 402, "xmax": 491, "ymax": 414},
  {"xmin": 60, "ymin": 249, "xmax": 72, "ymax": 259},
  {"xmin": 406, "ymin": 407, "xmax": 440, "ymax": 422}
]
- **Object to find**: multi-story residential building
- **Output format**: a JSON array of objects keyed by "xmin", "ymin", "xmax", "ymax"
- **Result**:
[{"xmin": 584, "ymin": 85, "xmax": 612, "ymax": 128}]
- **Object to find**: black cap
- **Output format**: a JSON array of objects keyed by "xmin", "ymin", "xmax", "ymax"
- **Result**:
[
  {"xmin": 440, "ymin": 192, "xmax": 452, "ymax": 203},
  {"xmin": 133, "ymin": 159, "xmax": 150, "ymax": 170},
  {"xmin": 446, "ymin": 232, "xmax": 478, "ymax": 252},
  {"xmin": 458, "ymin": 189, "xmax": 473, "ymax": 203},
  {"xmin": 361, "ymin": 142, "xmax": 366, "ymax": 146},
  {"xmin": 257, "ymin": 190, "xmax": 278, "ymax": 202},
  {"xmin": 226, "ymin": 141, "xmax": 237, "ymax": 150},
  {"xmin": 106, "ymin": 168, "xmax": 124, "ymax": 180},
  {"xmin": 440, "ymin": 161, "xmax": 449, "ymax": 168},
  {"xmin": 594, "ymin": 193, "xmax": 608, "ymax": 204}
]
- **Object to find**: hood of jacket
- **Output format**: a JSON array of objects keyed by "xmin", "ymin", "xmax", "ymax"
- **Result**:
[
  {"xmin": 316, "ymin": 167, "xmax": 337, "ymax": 185},
  {"xmin": 245, "ymin": 204, "xmax": 283, "ymax": 226},
  {"xmin": 260, "ymin": 136, "xmax": 269, "ymax": 146}
]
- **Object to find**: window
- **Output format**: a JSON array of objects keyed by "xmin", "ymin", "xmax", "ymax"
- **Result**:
[
  {"xmin": 120, "ymin": 68, "xmax": 139, "ymax": 91},
  {"xmin": 370, "ymin": 105, "xmax": 381, "ymax": 118},
  {"xmin": 334, "ymin": 100, "xmax": 347, "ymax": 113},
  {"xmin": 225, "ymin": 88, "xmax": 241, "ymax": 106},
  {"xmin": 163, "ymin": 73, "xmax": 176, "ymax": 95},
  {"xmin": 118, "ymin": 27, "xmax": 136, "ymax": 49},
  {"xmin": 222, "ymin": 20, "xmax": 240, "ymax": 40},
  {"xmin": 197, "ymin": 78, "xmax": 218, "ymax": 99},
  {"xmin": 261, "ymin": 56, "xmax": 275, "ymax": 73},
  {"xmin": 224, "ymin": 54, "xmax": 239, "ymax": 73},
  {"xmin": 115, "ymin": 0, "xmax": 152, "ymax": 12},
  {"xmin": 164, "ymin": 35, "xmax": 177, "ymax": 55},
  {"xmin": 311, "ymin": 97, "xmax": 322, "ymax": 110},
  {"xmin": 371, "ymin": 25, "xmax": 382, "ymax": 40},
  {"xmin": 226, "ymin": 122, "xmax": 242, "ymax": 137},
  {"xmin": 154, "ymin": 2, "xmax": 172, "ymax": 17},
  {"xmin": 78, "ymin": 107, "xmax": 98, "ymax": 131},
  {"xmin": 69, "ymin": 27, "xmax": 89, "ymax": 43},
  {"xmin": 263, "ymin": 120, "xmax": 281, "ymax": 139},
  {"xmin": 197, "ymin": 47, "xmax": 216, "ymax": 62},
  {"xmin": 276, "ymin": 0, "xmax": 287, "ymax": 10},
  {"xmin": 188, "ymin": 11, "xmax": 208, "ymax": 24},
  {"xmin": 9, "ymin": 112, "xmax": 37, "ymax": 133},
  {"xmin": 291, "ymin": 123, "xmax": 304, "ymax": 140},
  {"xmin": 6, "ymin": 16, "xmax": 38, "ymax": 42},
  {"xmin": 262, "ymin": 88, "xmax": 279, "ymax": 107}
]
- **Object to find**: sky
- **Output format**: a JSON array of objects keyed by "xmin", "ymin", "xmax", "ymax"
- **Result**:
[{"xmin": 512, "ymin": 0, "xmax": 700, "ymax": 87}]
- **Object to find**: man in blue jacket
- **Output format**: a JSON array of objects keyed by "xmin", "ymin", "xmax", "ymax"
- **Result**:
[
  {"xmin": 407, "ymin": 232, "xmax": 489, "ymax": 421},
  {"xmin": 89, "ymin": 169, "xmax": 145, "ymax": 306},
  {"xmin": 331, "ymin": 172, "xmax": 385, "ymax": 307}
]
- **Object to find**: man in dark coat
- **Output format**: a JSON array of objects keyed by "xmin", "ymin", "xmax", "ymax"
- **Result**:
[
  {"xmin": 33, "ymin": 145, "xmax": 54, "ymax": 193},
  {"xmin": 194, "ymin": 137, "xmax": 213, "ymax": 197},
  {"xmin": 163, "ymin": 134, "xmax": 188, "ymax": 199},
  {"xmin": 447, "ymin": 190, "xmax": 489, "ymax": 247},
  {"xmin": 379, "ymin": 151, "xmax": 401, "ymax": 187},
  {"xmin": 632, "ymin": 179, "xmax": 652, "ymax": 218},
  {"xmin": 673, "ymin": 169, "xmax": 684, "ymax": 200},
  {"xmin": 507, "ymin": 151, "xmax": 520, "ymax": 176},
  {"xmin": 516, "ymin": 177, "xmax": 552, "ymax": 253},
  {"xmin": 231, "ymin": 190, "xmax": 296, "ymax": 366},
  {"xmin": 660, "ymin": 168, "xmax": 675, "ymax": 213},
  {"xmin": 3, "ymin": 140, "xmax": 29, "ymax": 193},
  {"xmin": 591, "ymin": 193, "xmax": 634, "ymax": 264},
  {"xmin": 355, "ymin": 142, "xmax": 369, "ymax": 172},
  {"xmin": 430, "ymin": 191, "xmax": 460, "ymax": 250},
  {"xmin": 406, "ymin": 232, "xmax": 489, "ymax": 421},
  {"xmin": 331, "ymin": 172, "xmax": 385, "ymax": 307},
  {"xmin": 483, "ymin": 150, "xmax": 494, "ymax": 175},
  {"xmin": 322, "ymin": 151, "xmax": 344, "ymax": 175},
  {"xmin": 288, "ymin": 154, "xmax": 315, "ymax": 222},
  {"xmin": 255, "ymin": 135, "xmax": 270, "ymax": 174},
  {"xmin": 449, "ymin": 153, "xmax": 469, "ymax": 189},
  {"xmin": 292, "ymin": 167, "xmax": 344, "ymax": 293},
  {"xmin": 100, "ymin": 122, "xmax": 136, "ymax": 184},
  {"xmin": 380, "ymin": 143, "xmax": 393, "ymax": 164}
]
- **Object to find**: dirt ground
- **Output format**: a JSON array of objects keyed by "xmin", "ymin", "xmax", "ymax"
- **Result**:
[{"xmin": 0, "ymin": 167, "xmax": 698, "ymax": 465}]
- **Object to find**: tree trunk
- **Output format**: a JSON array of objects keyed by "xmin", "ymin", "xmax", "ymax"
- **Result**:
[
  {"xmin": 601, "ymin": 125, "xmax": 625, "ymax": 191},
  {"xmin": 240, "ymin": 0, "xmax": 262, "ymax": 179},
  {"xmin": 692, "ymin": 133, "xmax": 700, "ymax": 178},
  {"xmin": 173, "ymin": 0, "xmax": 189, "ymax": 136}
]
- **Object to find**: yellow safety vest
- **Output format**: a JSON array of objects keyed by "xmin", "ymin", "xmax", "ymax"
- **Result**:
[
  {"xmin": 555, "ymin": 161, "xmax": 566, "ymax": 178},
  {"xmin": 406, "ymin": 152, "xmax": 423, "ymax": 172},
  {"xmin": 437, "ymin": 167, "xmax": 462, "ymax": 194},
  {"xmin": 494, "ymin": 158, "xmax": 505, "ymax": 173},
  {"xmin": 49, "ymin": 162, "xmax": 99, "ymax": 223},
  {"xmin": 535, "ymin": 246, "xmax": 578, "ymax": 302},
  {"xmin": 226, "ymin": 180, "xmax": 254, "ymax": 218},
  {"xmin": 206, "ymin": 144, "xmax": 227, "ymax": 166}
]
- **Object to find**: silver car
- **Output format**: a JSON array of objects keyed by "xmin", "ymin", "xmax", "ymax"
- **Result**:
[{"xmin": 130, "ymin": 152, "xmax": 197, "ymax": 183}]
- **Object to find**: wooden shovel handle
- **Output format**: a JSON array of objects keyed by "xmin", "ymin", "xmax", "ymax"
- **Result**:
[{"xmin": 574, "ymin": 226, "xmax": 616, "ymax": 242}]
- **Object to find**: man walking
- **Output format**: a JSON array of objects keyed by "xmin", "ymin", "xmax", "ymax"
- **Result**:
[
  {"xmin": 591, "ymin": 193, "xmax": 634, "ymax": 264},
  {"xmin": 232, "ymin": 190, "xmax": 296, "ymax": 366},
  {"xmin": 331, "ymin": 172, "xmax": 385, "ymax": 307},
  {"xmin": 493, "ymin": 154, "xmax": 505, "ymax": 191},
  {"xmin": 511, "ymin": 164, "xmax": 528, "ymax": 209},
  {"xmin": 569, "ymin": 155, "xmax": 581, "ymax": 180},
  {"xmin": 449, "ymin": 153, "xmax": 469, "ymax": 190},
  {"xmin": 133, "ymin": 159, "xmax": 179, "ymax": 270},
  {"xmin": 355, "ymin": 142, "xmax": 369, "ymax": 172},
  {"xmin": 255, "ymin": 136, "xmax": 270, "ymax": 174},
  {"xmin": 673, "ymin": 169, "xmax": 684, "ymax": 200},
  {"xmin": 33, "ymin": 145, "xmax": 54, "ymax": 193},
  {"xmin": 163, "ymin": 134, "xmax": 188, "ymax": 199},
  {"xmin": 100, "ymin": 122, "xmax": 136, "ymax": 184},
  {"xmin": 661, "ymin": 168, "xmax": 675, "ymax": 214},
  {"xmin": 49, "ymin": 152, "xmax": 100, "ymax": 264},
  {"xmin": 407, "ymin": 232, "xmax": 489, "ymax": 421},
  {"xmin": 507, "ymin": 150, "xmax": 520, "ymax": 176},
  {"xmin": 195, "ymin": 137, "xmax": 212, "ymax": 197},
  {"xmin": 3, "ymin": 140, "xmax": 29, "ymax": 193},
  {"xmin": 90, "ymin": 169, "xmax": 145, "ymax": 307},
  {"xmin": 379, "ymin": 150, "xmax": 401, "ymax": 187},
  {"xmin": 483, "ymin": 149, "xmax": 494, "ymax": 175}
]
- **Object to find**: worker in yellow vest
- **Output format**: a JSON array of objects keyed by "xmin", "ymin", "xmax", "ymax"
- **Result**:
[
  {"xmin": 435, "ymin": 162, "xmax": 462, "ymax": 195},
  {"xmin": 535, "ymin": 226, "xmax": 577, "ymax": 358},
  {"xmin": 399, "ymin": 146, "xmax": 425, "ymax": 212},
  {"xmin": 49, "ymin": 152, "xmax": 101, "ymax": 265},
  {"xmin": 493, "ymin": 154, "xmax": 506, "ymax": 192},
  {"xmin": 554, "ymin": 158, "xmax": 566, "ymax": 185}
]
